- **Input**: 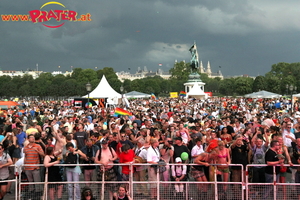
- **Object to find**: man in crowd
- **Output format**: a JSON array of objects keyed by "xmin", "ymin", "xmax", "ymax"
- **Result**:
[
  {"xmin": 81, "ymin": 138, "xmax": 99, "ymax": 186},
  {"xmin": 23, "ymin": 134, "xmax": 45, "ymax": 198}
]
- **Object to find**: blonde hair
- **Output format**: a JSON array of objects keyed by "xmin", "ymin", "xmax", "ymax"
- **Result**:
[{"xmin": 150, "ymin": 138, "xmax": 158, "ymax": 144}]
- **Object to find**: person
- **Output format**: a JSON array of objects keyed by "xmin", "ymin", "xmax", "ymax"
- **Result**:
[
  {"xmin": 173, "ymin": 137, "xmax": 189, "ymax": 163},
  {"xmin": 263, "ymin": 140, "xmax": 283, "ymax": 199},
  {"xmin": 95, "ymin": 139, "xmax": 118, "ymax": 200},
  {"xmin": 250, "ymin": 132, "xmax": 269, "ymax": 184},
  {"xmin": 191, "ymin": 138, "xmax": 204, "ymax": 162},
  {"xmin": 119, "ymin": 144, "xmax": 135, "ymax": 182},
  {"xmin": 216, "ymin": 141, "xmax": 231, "ymax": 193},
  {"xmin": 147, "ymin": 138, "xmax": 161, "ymax": 200},
  {"xmin": 44, "ymin": 146, "xmax": 63, "ymax": 200},
  {"xmin": 171, "ymin": 157, "xmax": 187, "ymax": 199},
  {"xmin": 277, "ymin": 135, "xmax": 293, "ymax": 200},
  {"xmin": 81, "ymin": 138, "xmax": 99, "ymax": 186},
  {"xmin": 193, "ymin": 150, "xmax": 218, "ymax": 198},
  {"xmin": 159, "ymin": 137, "xmax": 174, "ymax": 198},
  {"xmin": 23, "ymin": 134, "xmax": 45, "ymax": 198},
  {"xmin": 230, "ymin": 135, "xmax": 248, "ymax": 183},
  {"xmin": 73, "ymin": 123, "xmax": 88, "ymax": 150},
  {"xmin": 81, "ymin": 187, "xmax": 96, "ymax": 200},
  {"xmin": 133, "ymin": 138, "xmax": 148, "ymax": 197},
  {"xmin": 0, "ymin": 144, "xmax": 12, "ymax": 200},
  {"xmin": 65, "ymin": 142, "xmax": 87, "ymax": 200},
  {"xmin": 113, "ymin": 185, "xmax": 132, "ymax": 200}
]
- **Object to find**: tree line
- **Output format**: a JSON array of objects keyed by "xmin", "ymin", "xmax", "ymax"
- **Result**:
[{"xmin": 0, "ymin": 62, "xmax": 299, "ymax": 98}]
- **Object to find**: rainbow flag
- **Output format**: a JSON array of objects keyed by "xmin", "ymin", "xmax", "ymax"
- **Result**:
[
  {"xmin": 179, "ymin": 91, "xmax": 187, "ymax": 96},
  {"xmin": 151, "ymin": 93, "xmax": 156, "ymax": 99},
  {"xmin": 114, "ymin": 107, "xmax": 132, "ymax": 116}
]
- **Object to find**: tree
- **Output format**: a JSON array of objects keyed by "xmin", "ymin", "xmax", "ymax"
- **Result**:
[
  {"xmin": 234, "ymin": 77, "xmax": 253, "ymax": 95},
  {"xmin": 252, "ymin": 76, "xmax": 266, "ymax": 92},
  {"xmin": 169, "ymin": 61, "xmax": 191, "ymax": 81},
  {"xmin": 219, "ymin": 78, "xmax": 235, "ymax": 96}
]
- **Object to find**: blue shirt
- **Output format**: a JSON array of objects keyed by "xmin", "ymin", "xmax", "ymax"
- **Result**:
[
  {"xmin": 16, "ymin": 131, "xmax": 26, "ymax": 148},
  {"xmin": 0, "ymin": 135, "xmax": 4, "ymax": 143}
]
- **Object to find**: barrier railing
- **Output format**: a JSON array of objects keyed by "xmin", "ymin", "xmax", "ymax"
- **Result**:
[
  {"xmin": 10, "ymin": 162, "xmax": 300, "ymax": 200},
  {"xmin": 246, "ymin": 164, "xmax": 300, "ymax": 200},
  {"xmin": 16, "ymin": 163, "xmax": 244, "ymax": 200}
]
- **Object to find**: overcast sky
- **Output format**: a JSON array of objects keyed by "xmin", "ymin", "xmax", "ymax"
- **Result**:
[{"xmin": 1, "ymin": 0, "xmax": 300, "ymax": 77}]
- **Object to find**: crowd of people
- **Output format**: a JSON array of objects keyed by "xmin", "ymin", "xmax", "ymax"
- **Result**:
[{"xmin": 0, "ymin": 97, "xmax": 299, "ymax": 200}]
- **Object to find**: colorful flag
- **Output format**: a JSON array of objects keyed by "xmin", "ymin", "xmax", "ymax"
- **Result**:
[
  {"xmin": 179, "ymin": 91, "xmax": 187, "ymax": 96},
  {"xmin": 114, "ymin": 107, "xmax": 132, "ymax": 116},
  {"xmin": 158, "ymin": 63, "xmax": 162, "ymax": 66},
  {"xmin": 151, "ymin": 93, "xmax": 156, "ymax": 99}
]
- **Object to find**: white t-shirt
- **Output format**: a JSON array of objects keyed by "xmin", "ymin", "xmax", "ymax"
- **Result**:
[
  {"xmin": 191, "ymin": 144, "xmax": 204, "ymax": 158},
  {"xmin": 147, "ymin": 146, "xmax": 160, "ymax": 163}
]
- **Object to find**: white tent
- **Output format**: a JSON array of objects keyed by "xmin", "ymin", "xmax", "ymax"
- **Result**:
[
  {"xmin": 186, "ymin": 83, "xmax": 207, "ymax": 100},
  {"xmin": 244, "ymin": 90, "xmax": 282, "ymax": 98},
  {"xmin": 83, "ymin": 75, "xmax": 121, "ymax": 99},
  {"xmin": 124, "ymin": 91, "xmax": 151, "ymax": 98},
  {"xmin": 293, "ymin": 93, "xmax": 300, "ymax": 98}
]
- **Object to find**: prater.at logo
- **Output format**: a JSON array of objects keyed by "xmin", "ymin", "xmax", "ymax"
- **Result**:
[{"xmin": 29, "ymin": 1, "xmax": 91, "ymax": 28}]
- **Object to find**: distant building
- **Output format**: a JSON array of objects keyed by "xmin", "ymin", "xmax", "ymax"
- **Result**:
[
  {"xmin": 116, "ymin": 66, "xmax": 171, "ymax": 82},
  {"xmin": 0, "ymin": 70, "xmax": 72, "ymax": 79}
]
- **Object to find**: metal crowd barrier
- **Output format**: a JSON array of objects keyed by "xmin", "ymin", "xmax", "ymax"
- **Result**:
[
  {"xmin": 246, "ymin": 164, "xmax": 300, "ymax": 200},
  {"xmin": 16, "ymin": 163, "xmax": 245, "ymax": 200},
  {"xmin": 11, "ymin": 163, "xmax": 300, "ymax": 200}
]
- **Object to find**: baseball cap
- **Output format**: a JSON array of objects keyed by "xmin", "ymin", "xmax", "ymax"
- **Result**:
[
  {"xmin": 175, "ymin": 137, "xmax": 182, "ymax": 141},
  {"xmin": 175, "ymin": 157, "xmax": 182, "ymax": 163}
]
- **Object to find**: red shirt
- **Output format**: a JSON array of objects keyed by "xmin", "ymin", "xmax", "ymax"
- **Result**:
[{"xmin": 119, "ymin": 149, "xmax": 135, "ymax": 174}]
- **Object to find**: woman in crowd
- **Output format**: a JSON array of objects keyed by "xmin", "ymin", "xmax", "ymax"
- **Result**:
[
  {"xmin": 0, "ymin": 143, "xmax": 12, "ymax": 200},
  {"xmin": 81, "ymin": 187, "xmax": 95, "ymax": 200},
  {"xmin": 44, "ymin": 146, "xmax": 63, "ymax": 200},
  {"xmin": 216, "ymin": 141, "xmax": 231, "ymax": 193},
  {"xmin": 113, "ymin": 185, "xmax": 132, "ymax": 200},
  {"xmin": 277, "ymin": 136, "xmax": 293, "ymax": 200},
  {"xmin": 220, "ymin": 127, "xmax": 232, "ymax": 148},
  {"xmin": 178, "ymin": 123, "xmax": 190, "ymax": 145}
]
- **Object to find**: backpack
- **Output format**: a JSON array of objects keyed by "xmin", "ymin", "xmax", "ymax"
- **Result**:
[{"xmin": 65, "ymin": 152, "xmax": 78, "ymax": 168}]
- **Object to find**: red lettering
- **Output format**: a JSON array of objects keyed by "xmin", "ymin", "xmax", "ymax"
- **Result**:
[
  {"xmin": 47, "ymin": 10, "xmax": 57, "ymax": 21},
  {"xmin": 68, "ymin": 10, "xmax": 77, "ymax": 21},
  {"xmin": 29, "ymin": 10, "xmax": 41, "ymax": 23},
  {"xmin": 54, "ymin": 10, "xmax": 63, "ymax": 21},
  {"xmin": 61, "ymin": 11, "xmax": 69, "ymax": 20},
  {"xmin": 38, "ymin": 11, "xmax": 48, "ymax": 22},
  {"xmin": 1, "ymin": 15, "xmax": 11, "ymax": 21}
]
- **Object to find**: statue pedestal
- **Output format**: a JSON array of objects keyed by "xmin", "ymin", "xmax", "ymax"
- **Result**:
[{"xmin": 184, "ymin": 72, "xmax": 207, "ymax": 100}]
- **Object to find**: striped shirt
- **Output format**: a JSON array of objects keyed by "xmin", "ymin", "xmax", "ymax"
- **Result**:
[{"xmin": 23, "ymin": 143, "xmax": 43, "ymax": 170}]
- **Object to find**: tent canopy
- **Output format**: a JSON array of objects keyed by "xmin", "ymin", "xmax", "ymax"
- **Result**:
[
  {"xmin": 293, "ymin": 93, "xmax": 300, "ymax": 98},
  {"xmin": 124, "ymin": 91, "xmax": 151, "ymax": 98},
  {"xmin": 244, "ymin": 90, "xmax": 282, "ymax": 98},
  {"xmin": 83, "ymin": 75, "xmax": 121, "ymax": 99}
]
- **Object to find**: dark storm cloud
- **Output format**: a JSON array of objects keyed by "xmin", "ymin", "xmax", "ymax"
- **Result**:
[{"xmin": 1, "ymin": 0, "xmax": 300, "ymax": 76}]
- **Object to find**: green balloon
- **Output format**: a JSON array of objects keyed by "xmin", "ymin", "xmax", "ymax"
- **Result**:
[{"xmin": 181, "ymin": 152, "xmax": 189, "ymax": 161}]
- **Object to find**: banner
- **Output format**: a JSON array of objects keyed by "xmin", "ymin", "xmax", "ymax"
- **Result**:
[
  {"xmin": 170, "ymin": 92, "xmax": 178, "ymax": 98},
  {"xmin": 205, "ymin": 92, "xmax": 213, "ymax": 97}
]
